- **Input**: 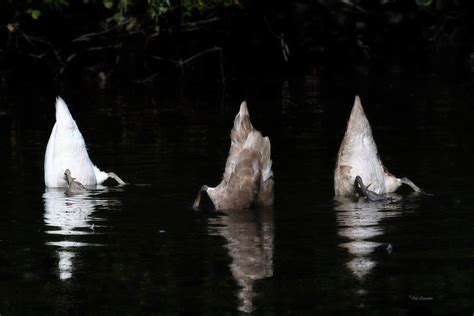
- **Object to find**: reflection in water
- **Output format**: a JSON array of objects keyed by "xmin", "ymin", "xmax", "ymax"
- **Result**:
[
  {"xmin": 209, "ymin": 208, "xmax": 274, "ymax": 314},
  {"xmin": 43, "ymin": 188, "xmax": 120, "ymax": 280},
  {"xmin": 335, "ymin": 197, "xmax": 403, "ymax": 280},
  {"xmin": 57, "ymin": 251, "xmax": 74, "ymax": 280}
]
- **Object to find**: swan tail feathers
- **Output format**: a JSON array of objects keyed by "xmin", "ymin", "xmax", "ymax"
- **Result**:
[
  {"xmin": 260, "ymin": 136, "xmax": 273, "ymax": 183},
  {"xmin": 257, "ymin": 136, "xmax": 274, "ymax": 207},
  {"xmin": 231, "ymin": 101, "xmax": 254, "ymax": 145},
  {"xmin": 55, "ymin": 96, "xmax": 75, "ymax": 126}
]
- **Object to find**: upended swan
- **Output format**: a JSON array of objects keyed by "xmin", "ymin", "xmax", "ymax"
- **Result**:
[
  {"xmin": 334, "ymin": 96, "xmax": 422, "ymax": 197},
  {"xmin": 44, "ymin": 97, "xmax": 126, "ymax": 188},
  {"xmin": 193, "ymin": 101, "xmax": 274, "ymax": 210}
]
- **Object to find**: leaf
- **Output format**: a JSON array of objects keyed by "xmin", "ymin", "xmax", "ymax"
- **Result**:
[
  {"xmin": 103, "ymin": 0, "xmax": 114, "ymax": 9},
  {"xmin": 30, "ymin": 9, "xmax": 42, "ymax": 20},
  {"xmin": 126, "ymin": 17, "xmax": 137, "ymax": 31},
  {"xmin": 415, "ymin": 0, "xmax": 433, "ymax": 7}
]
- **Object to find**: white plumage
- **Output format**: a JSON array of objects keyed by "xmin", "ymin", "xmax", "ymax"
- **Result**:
[
  {"xmin": 334, "ymin": 96, "xmax": 421, "ymax": 196},
  {"xmin": 44, "ymin": 97, "xmax": 125, "ymax": 188}
]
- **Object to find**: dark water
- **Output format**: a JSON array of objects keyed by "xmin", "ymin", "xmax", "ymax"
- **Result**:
[{"xmin": 0, "ymin": 65, "xmax": 473, "ymax": 315}]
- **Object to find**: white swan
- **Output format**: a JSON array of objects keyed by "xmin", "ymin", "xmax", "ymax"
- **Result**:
[
  {"xmin": 334, "ymin": 96, "xmax": 421, "ymax": 196},
  {"xmin": 193, "ymin": 101, "xmax": 274, "ymax": 210},
  {"xmin": 44, "ymin": 97, "xmax": 126, "ymax": 188}
]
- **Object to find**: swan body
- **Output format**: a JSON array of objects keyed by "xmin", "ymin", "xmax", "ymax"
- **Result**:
[
  {"xmin": 44, "ymin": 97, "xmax": 125, "ymax": 188},
  {"xmin": 334, "ymin": 96, "xmax": 421, "ymax": 196},
  {"xmin": 194, "ymin": 101, "xmax": 274, "ymax": 210}
]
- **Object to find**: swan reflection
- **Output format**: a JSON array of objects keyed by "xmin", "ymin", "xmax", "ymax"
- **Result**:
[
  {"xmin": 335, "ymin": 197, "xmax": 402, "ymax": 280},
  {"xmin": 208, "ymin": 208, "xmax": 274, "ymax": 314},
  {"xmin": 43, "ymin": 187, "xmax": 121, "ymax": 280}
]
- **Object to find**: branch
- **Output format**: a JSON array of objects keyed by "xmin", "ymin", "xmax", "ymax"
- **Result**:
[
  {"xmin": 13, "ymin": 25, "xmax": 62, "ymax": 65},
  {"xmin": 178, "ymin": 17, "xmax": 220, "ymax": 32},
  {"xmin": 151, "ymin": 55, "xmax": 180, "ymax": 65},
  {"xmin": 263, "ymin": 16, "xmax": 290, "ymax": 62},
  {"xmin": 59, "ymin": 43, "xmax": 122, "ymax": 74},
  {"xmin": 179, "ymin": 46, "xmax": 221, "ymax": 65},
  {"xmin": 146, "ymin": 46, "xmax": 225, "ymax": 84},
  {"xmin": 71, "ymin": 21, "xmax": 129, "ymax": 43},
  {"xmin": 151, "ymin": 46, "xmax": 222, "ymax": 67}
]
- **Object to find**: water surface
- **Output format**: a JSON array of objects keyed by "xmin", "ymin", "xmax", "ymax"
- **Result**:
[{"xmin": 0, "ymin": 66, "xmax": 473, "ymax": 314}]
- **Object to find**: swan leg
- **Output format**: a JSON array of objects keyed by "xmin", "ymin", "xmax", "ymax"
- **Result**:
[
  {"xmin": 354, "ymin": 176, "xmax": 385, "ymax": 201},
  {"xmin": 193, "ymin": 185, "xmax": 208, "ymax": 210},
  {"xmin": 107, "ymin": 172, "xmax": 127, "ymax": 185},
  {"xmin": 400, "ymin": 177, "xmax": 422, "ymax": 193},
  {"xmin": 64, "ymin": 169, "xmax": 86, "ymax": 194}
]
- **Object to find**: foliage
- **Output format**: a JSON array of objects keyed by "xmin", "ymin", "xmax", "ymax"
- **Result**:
[
  {"xmin": 415, "ymin": 0, "xmax": 433, "ymax": 7},
  {"xmin": 7, "ymin": 0, "xmax": 70, "ymax": 20},
  {"xmin": 8, "ymin": 0, "xmax": 241, "ymax": 33}
]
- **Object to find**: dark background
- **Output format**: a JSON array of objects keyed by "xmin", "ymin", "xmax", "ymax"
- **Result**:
[
  {"xmin": 2, "ymin": 0, "xmax": 474, "ymax": 89},
  {"xmin": 0, "ymin": 1, "xmax": 473, "ymax": 315}
]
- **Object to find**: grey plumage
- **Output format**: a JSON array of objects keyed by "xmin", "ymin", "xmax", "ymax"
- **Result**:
[{"xmin": 193, "ymin": 101, "xmax": 274, "ymax": 210}]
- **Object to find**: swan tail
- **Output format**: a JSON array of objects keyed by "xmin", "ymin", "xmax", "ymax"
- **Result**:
[
  {"xmin": 345, "ymin": 95, "xmax": 373, "ymax": 141},
  {"xmin": 334, "ymin": 96, "xmax": 385, "ymax": 196},
  {"xmin": 55, "ymin": 96, "xmax": 76, "ymax": 127},
  {"xmin": 239, "ymin": 131, "xmax": 274, "ymax": 206},
  {"xmin": 234, "ymin": 127, "xmax": 274, "ymax": 207},
  {"xmin": 231, "ymin": 101, "xmax": 254, "ymax": 145},
  {"xmin": 259, "ymin": 136, "xmax": 273, "ymax": 183},
  {"xmin": 224, "ymin": 101, "xmax": 255, "ymax": 183}
]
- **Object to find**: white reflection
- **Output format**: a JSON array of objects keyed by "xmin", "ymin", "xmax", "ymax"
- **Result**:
[
  {"xmin": 209, "ymin": 208, "xmax": 274, "ymax": 314},
  {"xmin": 335, "ymin": 196, "xmax": 402, "ymax": 279},
  {"xmin": 43, "ymin": 187, "xmax": 120, "ymax": 280},
  {"xmin": 57, "ymin": 251, "xmax": 74, "ymax": 280}
]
